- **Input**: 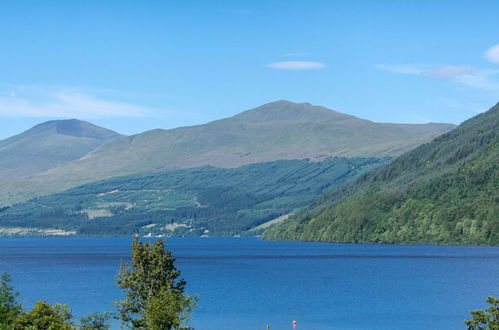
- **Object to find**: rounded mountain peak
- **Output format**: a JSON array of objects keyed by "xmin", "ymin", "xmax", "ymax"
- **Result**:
[
  {"xmin": 28, "ymin": 119, "xmax": 123, "ymax": 140},
  {"xmin": 232, "ymin": 100, "xmax": 357, "ymax": 123}
]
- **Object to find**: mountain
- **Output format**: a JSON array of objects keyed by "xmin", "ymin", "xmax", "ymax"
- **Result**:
[
  {"xmin": 0, "ymin": 157, "xmax": 389, "ymax": 236},
  {"xmin": 263, "ymin": 103, "xmax": 499, "ymax": 245},
  {"xmin": 0, "ymin": 101, "xmax": 454, "ymax": 206},
  {"xmin": 0, "ymin": 119, "xmax": 124, "ymax": 177}
]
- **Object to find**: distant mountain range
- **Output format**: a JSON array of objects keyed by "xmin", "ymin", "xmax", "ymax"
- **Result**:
[
  {"xmin": 263, "ymin": 103, "xmax": 499, "ymax": 245},
  {"xmin": 0, "ymin": 100, "xmax": 454, "ymax": 206},
  {"xmin": 0, "ymin": 119, "xmax": 123, "ymax": 177}
]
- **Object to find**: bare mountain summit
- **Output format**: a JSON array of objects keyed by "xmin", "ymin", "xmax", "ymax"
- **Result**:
[
  {"xmin": 0, "ymin": 119, "xmax": 124, "ymax": 177},
  {"xmin": 60, "ymin": 101, "xmax": 454, "ymax": 176}
]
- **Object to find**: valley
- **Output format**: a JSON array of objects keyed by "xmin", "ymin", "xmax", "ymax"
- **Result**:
[{"xmin": 0, "ymin": 157, "xmax": 388, "ymax": 236}]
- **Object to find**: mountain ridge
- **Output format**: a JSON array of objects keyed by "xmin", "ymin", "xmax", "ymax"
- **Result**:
[{"xmin": 0, "ymin": 101, "xmax": 455, "ymax": 206}]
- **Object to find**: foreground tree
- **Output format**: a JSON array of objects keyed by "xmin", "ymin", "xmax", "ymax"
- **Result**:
[
  {"xmin": 115, "ymin": 237, "xmax": 196, "ymax": 329},
  {"xmin": 80, "ymin": 312, "xmax": 111, "ymax": 330},
  {"xmin": 0, "ymin": 273, "xmax": 22, "ymax": 329},
  {"xmin": 1, "ymin": 272, "xmax": 109, "ymax": 330},
  {"xmin": 465, "ymin": 296, "xmax": 499, "ymax": 330},
  {"xmin": 12, "ymin": 301, "xmax": 74, "ymax": 330}
]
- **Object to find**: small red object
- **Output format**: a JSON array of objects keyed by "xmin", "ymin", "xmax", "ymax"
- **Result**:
[{"xmin": 292, "ymin": 320, "xmax": 297, "ymax": 327}]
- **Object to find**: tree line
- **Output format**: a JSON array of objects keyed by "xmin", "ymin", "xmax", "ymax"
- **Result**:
[{"xmin": 0, "ymin": 237, "xmax": 196, "ymax": 329}]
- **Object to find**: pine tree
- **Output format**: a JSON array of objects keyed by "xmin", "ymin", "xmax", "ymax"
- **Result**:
[{"xmin": 0, "ymin": 273, "xmax": 22, "ymax": 329}]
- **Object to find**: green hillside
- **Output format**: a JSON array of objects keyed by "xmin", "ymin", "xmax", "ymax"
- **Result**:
[
  {"xmin": 0, "ymin": 157, "xmax": 388, "ymax": 236},
  {"xmin": 0, "ymin": 100, "xmax": 454, "ymax": 206},
  {"xmin": 263, "ymin": 103, "xmax": 499, "ymax": 245},
  {"xmin": 0, "ymin": 119, "xmax": 123, "ymax": 177}
]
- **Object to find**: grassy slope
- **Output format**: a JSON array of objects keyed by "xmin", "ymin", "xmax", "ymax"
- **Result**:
[
  {"xmin": 0, "ymin": 157, "xmax": 389, "ymax": 236},
  {"xmin": 0, "ymin": 119, "xmax": 123, "ymax": 177},
  {"xmin": 263, "ymin": 104, "xmax": 499, "ymax": 245},
  {"xmin": 0, "ymin": 100, "xmax": 454, "ymax": 206}
]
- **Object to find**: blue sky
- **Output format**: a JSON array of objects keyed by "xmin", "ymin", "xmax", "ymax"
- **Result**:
[{"xmin": 1, "ymin": 0, "xmax": 498, "ymax": 139}]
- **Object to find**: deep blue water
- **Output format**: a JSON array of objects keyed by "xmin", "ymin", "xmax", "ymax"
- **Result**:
[{"xmin": 0, "ymin": 237, "xmax": 498, "ymax": 330}]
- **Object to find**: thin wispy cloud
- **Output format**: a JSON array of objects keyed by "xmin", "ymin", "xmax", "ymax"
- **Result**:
[
  {"xmin": 0, "ymin": 85, "xmax": 159, "ymax": 118},
  {"xmin": 423, "ymin": 65, "xmax": 477, "ymax": 79},
  {"xmin": 378, "ymin": 44, "xmax": 499, "ymax": 91},
  {"xmin": 377, "ymin": 64, "xmax": 499, "ymax": 91},
  {"xmin": 452, "ymin": 70, "xmax": 499, "ymax": 90},
  {"xmin": 267, "ymin": 61, "xmax": 326, "ymax": 70},
  {"xmin": 484, "ymin": 44, "xmax": 499, "ymax": 63},
  {"xmin": 375, "ymin": 64, "xmax": 423, "ymax": 75}
]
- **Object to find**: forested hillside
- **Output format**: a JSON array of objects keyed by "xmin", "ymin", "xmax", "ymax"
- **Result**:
[
  {"xmin": 263, "ymin": 104, "xmax": 499, "ymax": 245},
  {"xmin": 0, "ymin": 100, "xmax": 453, "ymax": 206},
  {"xmin": 0, "ymin": 157, "xmax": 388, "ymax": 236}
]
